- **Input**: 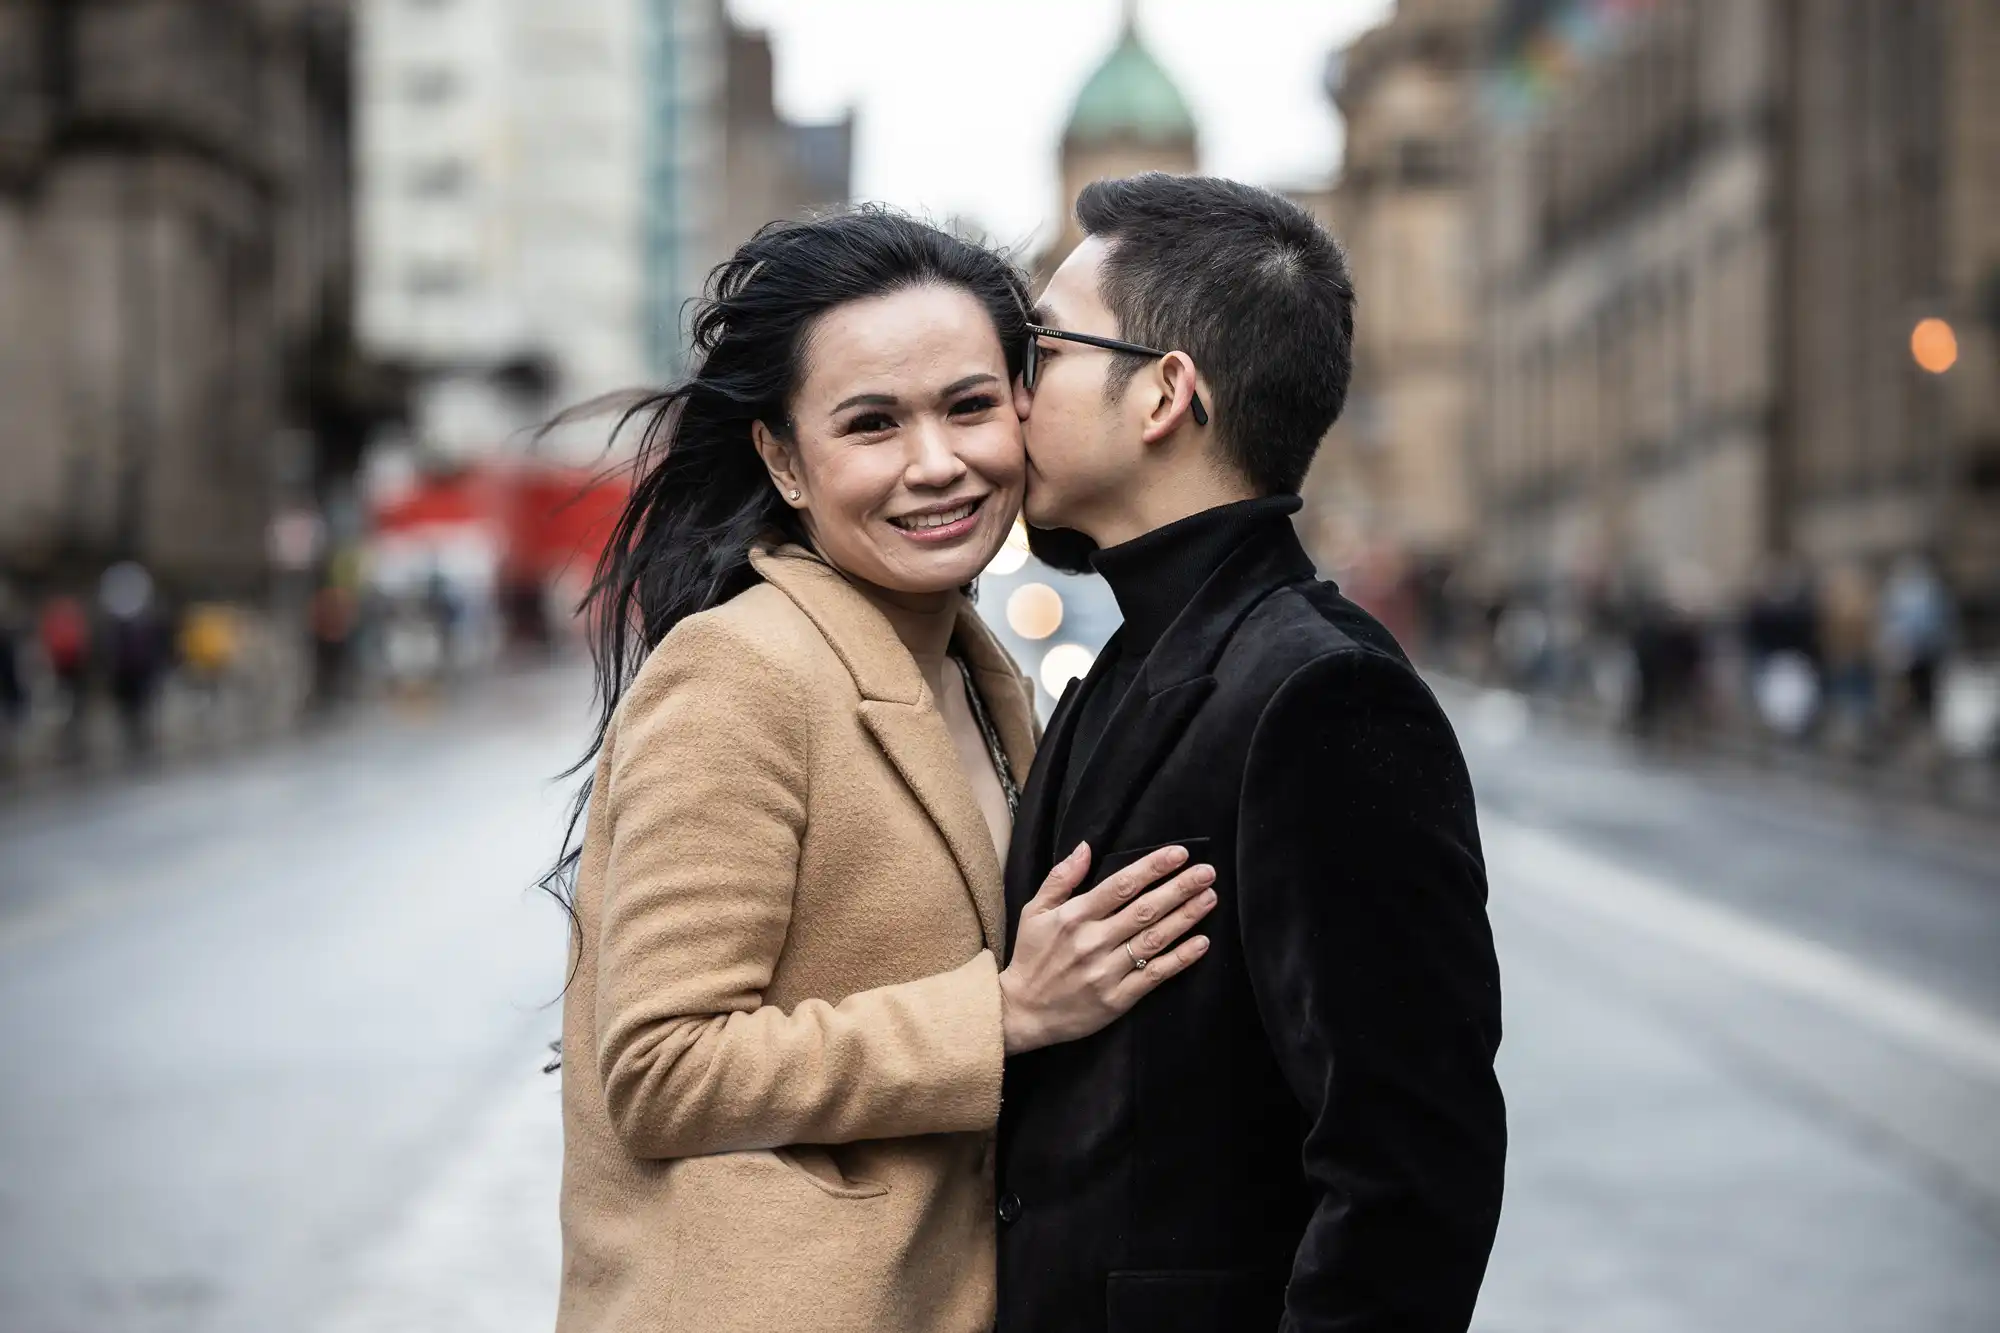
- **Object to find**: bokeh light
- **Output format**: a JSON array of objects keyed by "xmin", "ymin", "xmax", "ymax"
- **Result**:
[
  {"xmin": 1911, "ymin": 317, "xmax": 1959, "ymax": 374},
  {"xmin": 1006, "ymin": 582, "xmax": 1065, "ymax": 641},
  {"xmin": 1038, "ymin": 642, "xmax": 1096, "ymax": 696},
  {"xmin": 984, "ymin": 519, "xmax": 1032, "ymax": 577}
]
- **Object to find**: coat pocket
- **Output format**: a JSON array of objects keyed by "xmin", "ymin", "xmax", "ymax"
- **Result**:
[
  {"xmin": 770, "ymin": 1144, "xmax": 890, "ymax": 1200},
  {"xmin": 1104, "ymin": 1268, "xmax": 1287, "ymax": 1333}
]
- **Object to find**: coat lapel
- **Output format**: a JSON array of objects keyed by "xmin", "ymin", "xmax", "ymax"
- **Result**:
[
  {"xmin": 1053, "ymin": 672, "xmax": 1215, "ymax": 859},
  {"xmin": 1052, "ymin": 507, "xmax": 1317, "ymax": 859},
  {"xmin": 858, "ymin": 700, "xmax": 1005, "ymax": 951},
  {"xmin": 750, "ymin": 545, "xmax": 1012, "ymax": 953}
]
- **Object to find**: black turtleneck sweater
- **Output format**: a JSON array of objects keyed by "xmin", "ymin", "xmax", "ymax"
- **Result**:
[{"xmin": 1058, "ymin": 496, "xmax": 1301, "ymax": 809}]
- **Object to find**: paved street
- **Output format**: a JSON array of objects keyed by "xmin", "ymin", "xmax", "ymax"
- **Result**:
[{"xmin": 1, "ymin": 667, "xmax": 1997, "ymax": 1332}]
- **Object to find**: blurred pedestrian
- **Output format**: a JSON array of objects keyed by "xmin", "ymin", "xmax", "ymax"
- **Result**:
[
  {"xmin": 178, "ymin": 602, "xmax": 242, "ymax": 727},
  {"xmin": 1819, "ymin": 562, "xmax": 1878, "ymax": 752},
  {"xmin": 308, "ymin": 583, "xmax": 357, "ymax": 708},
  {"xmin": 0, "ymin": 581, "xmax": 26, "ymax": 749},
  {"xmin": 1878, "ymin": 554, "xmax": 1952, "ymax": 739},
  {"xmin": 99, "ymin": 562, "xmax": 167, "ymax": 759},
  {"xmin": 1742, "ymin": 558, "xmax": 1822, "ymax": 737},
  {"xmin": 37, "ymin": 592, "xmax": 91, "ymax": 759},
  {"xmin": 1629, "ymin": 579, "xmax": 1707, "ymax": 744},
  {"xmin": 422, "ymin": 564, "xmax": 463, "ymax": 678}
]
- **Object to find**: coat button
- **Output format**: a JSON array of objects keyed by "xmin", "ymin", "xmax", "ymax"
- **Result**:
[{"xmin": 997, "ymin": 1192, "xmax": 1022, "ymax": 1224}]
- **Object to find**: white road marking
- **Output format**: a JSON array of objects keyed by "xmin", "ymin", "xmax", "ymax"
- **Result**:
[{"xmin": 1486, "ymin": 817, "xmax": 2000, "ymax": 1086}]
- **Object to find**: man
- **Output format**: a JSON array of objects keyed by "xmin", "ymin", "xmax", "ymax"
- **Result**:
[{"xmin": 998, "ymin": 174, "xmax": 1506, "ymax": 1332}]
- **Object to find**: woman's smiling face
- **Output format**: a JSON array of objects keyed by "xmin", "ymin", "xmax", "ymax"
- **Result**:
[{"xmin": 754, "ymin": 283, "xmax": 1029, "ymax": 600}]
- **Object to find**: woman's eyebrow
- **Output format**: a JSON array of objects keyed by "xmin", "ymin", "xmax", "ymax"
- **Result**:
[
  {"xmin": 831, "ymin": 392, "xmax": 898, "ymax": 413},
  {"xmin": 938, "ymin": 373, "xmax": 1000, "ymax": 398}
]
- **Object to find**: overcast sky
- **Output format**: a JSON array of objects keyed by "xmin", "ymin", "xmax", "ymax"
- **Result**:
[{"xmin": 723, "ymin": 0, "xmax": 1391, "ymax": 256}]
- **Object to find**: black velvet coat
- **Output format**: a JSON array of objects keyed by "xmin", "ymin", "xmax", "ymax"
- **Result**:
[{"xmin": 997, "ymin": 512, "xmax": 1506, "ymax": 1333}]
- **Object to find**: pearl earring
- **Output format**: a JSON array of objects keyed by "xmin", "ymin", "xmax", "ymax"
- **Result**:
[{"xmin": 788, "ymin": 489, "xmax": 802, "ymax": 502}]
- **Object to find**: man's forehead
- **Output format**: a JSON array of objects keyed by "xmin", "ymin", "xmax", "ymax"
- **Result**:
[{"xmin": 1040, "ymin": 239, "xmax": 1112, "ymax": 327}]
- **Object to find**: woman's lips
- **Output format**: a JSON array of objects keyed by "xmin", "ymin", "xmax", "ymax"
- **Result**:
[{"xmin": 889, "ymin": 496, "xmax": 987, "ymax": 544}]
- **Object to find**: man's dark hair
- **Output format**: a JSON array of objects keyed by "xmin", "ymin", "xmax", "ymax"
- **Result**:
[{"xmin": 1075, "ymin": 173, "xmax": 1355, "ymax": 494}]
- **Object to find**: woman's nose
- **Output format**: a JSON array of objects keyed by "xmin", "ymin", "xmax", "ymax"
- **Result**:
[{"xmin": 904, "ymin": 420, "xmax": 967, "ymax": 488}]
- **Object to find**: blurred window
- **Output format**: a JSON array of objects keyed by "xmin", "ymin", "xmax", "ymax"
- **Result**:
[
  {"xmin": 523, "ymin": 30, "xmax": 612, "ymax": 73},
  {"xmin": 1396, "ymin": 139, "xmax": 1455, "ymax": 186},
  {"xmin": 407, "ymin": 263, "xmax": 469, "ymax": 298},
  {"xmin": 405, "ymin": 67, "xmax": 458, "ymax": 105},
  {"xmin": 409, "ymin": 159, "xmax": 469, "ymax": 198}
]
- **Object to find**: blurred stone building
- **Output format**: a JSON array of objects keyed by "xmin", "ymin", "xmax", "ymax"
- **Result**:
[
  {"xmin": 1302, "ymin": 0, "xmax": 1491, "ymax": 578},
  {"xmin": 714, "ymin": 24, "xmax": 853, "ymax": 262},
  {"xmin": 1035, "ymin": 3, "xmax": 1197, "ymax": 284},
  {"xmin": 1468, "ymin": 0, "xmax": 1998, "ymax": 625},
  {"xmin": 0, "ymin": 0, "xmax": 373, "ymax": 595},
  {"xmin": 1784, "ymin": 0, "xmax": 1998, "ymax": 620}
]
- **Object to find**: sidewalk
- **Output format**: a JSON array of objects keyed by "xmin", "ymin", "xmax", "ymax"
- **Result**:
[
  {"xmin": 1430, "ymin": 673, "xmax": 2000, "ymax": 843},
  {"xmin": 0, "ymin": 654, "xmax": 580, "ymax": 806},
  {"xmin": 0, "ymin": 662, "xmax": 311, "ymax": 801}
]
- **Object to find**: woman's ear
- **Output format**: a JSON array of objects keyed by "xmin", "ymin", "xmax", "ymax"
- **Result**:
[{"xmin": 751, "ymin": 420, "xmax": 805, "ymax": 507}]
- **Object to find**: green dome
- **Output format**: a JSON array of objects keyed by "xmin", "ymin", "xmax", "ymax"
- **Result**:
[{"xmin": 1065, "ymin": 26, "xmax": 1197, "ymax": 146}]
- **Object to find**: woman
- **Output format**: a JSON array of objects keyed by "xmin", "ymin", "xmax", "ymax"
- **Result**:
[{"xmin": 552, "ymin": 209, "xmax": 1218, "ymax": 1333}]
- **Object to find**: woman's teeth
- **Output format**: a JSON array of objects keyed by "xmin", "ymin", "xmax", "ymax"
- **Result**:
[{"xmin": 893, "ymin": 500, "xmax": 979, "ymax": 531}]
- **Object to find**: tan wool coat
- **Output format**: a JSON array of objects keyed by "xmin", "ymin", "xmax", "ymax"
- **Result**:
[{"xmin": 556, "ymin": 543, "xmax": 1038, "ymax": 1333}]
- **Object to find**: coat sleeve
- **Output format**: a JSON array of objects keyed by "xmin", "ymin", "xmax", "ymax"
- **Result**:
[
  {"xmin": 1236, "ymin": 649, "xmax": 1506, "ymax": 1332},
  {"xmin": 592, "ymin": 612, "xmax": 1005, "ymax": 1161}
]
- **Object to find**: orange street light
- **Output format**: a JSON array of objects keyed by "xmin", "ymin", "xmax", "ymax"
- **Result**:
[{"xmin": 1911, "ymin": 317, "xmax": 1958, "ymax": 374}]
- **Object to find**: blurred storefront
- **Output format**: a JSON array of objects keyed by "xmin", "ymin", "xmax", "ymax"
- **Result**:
[{"xmin": 363, "ymin": 459, "xmax": 629, "ymax": 686}]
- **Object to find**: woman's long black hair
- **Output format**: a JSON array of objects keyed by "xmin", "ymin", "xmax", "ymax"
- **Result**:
[{"xmin": 540, "ymin": 207, "xmax": 1033, "ymax": 936}]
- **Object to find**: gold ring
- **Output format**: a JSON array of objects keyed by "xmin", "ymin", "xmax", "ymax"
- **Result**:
[{"xmin": 1125, "ymin": 941, "xmax": 1148, "ymax": 971}]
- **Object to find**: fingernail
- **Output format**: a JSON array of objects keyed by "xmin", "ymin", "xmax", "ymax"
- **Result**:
[
  {"xmin": 1194, "ymin": 865, "xmax": 1216, "ymax": 884},
  {"xmin": 1070, "ymin": 842, "xmax": 1089, "ymax": 863},
  {"xmin": 1192, "ymin": 936, "xmax": 1210, "ymax": 955},
  {"xmin": 1199, "ymin": 889, "xmax": 1217, "ymax": 908},
  {"xmin": 1165, "ymin": 846, "xmax": 1189, "ymax": 864}
]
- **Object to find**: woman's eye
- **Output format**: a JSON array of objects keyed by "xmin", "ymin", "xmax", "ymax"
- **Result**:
[
  {"xmin": 846, "ymin": 412, "xmax": 896, "ymax": 435},
  {"xmin": 949, "ymin": 395, "xmax": 1000, "ymax": 417}
]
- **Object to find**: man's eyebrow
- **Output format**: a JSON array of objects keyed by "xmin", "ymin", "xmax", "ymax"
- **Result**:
[
  {"xmin": 831, "ymin": 392, "xmax": 898, "ymax": 413},
  {"xmin": 939, "ymin": 373, "xmax": 1000, "ymax": 398}
]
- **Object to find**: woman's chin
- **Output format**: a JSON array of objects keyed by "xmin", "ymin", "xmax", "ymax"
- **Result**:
[{"xmin": 876, "ymin": 543, "xmax": 999, "ymax": 596}]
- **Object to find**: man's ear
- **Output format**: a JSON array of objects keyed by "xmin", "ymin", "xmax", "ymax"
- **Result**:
[
  {"xmin": 751, "ymin": 420, "xmax": 805, "ymax": 507},
  {"xmin": 1138, "ymin": 350, "xmax": 1203, "ymax": 446}
]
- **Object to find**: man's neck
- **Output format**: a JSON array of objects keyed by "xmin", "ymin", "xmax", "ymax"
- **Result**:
[{"xmin": 1082, "ymin": 471, "xmax": 1261, "ymax": 550}]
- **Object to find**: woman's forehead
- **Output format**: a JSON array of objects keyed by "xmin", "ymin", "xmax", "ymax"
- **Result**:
[{"xmin": 799, "ymin": 286, "xmax": 1003, "ymax": 400}]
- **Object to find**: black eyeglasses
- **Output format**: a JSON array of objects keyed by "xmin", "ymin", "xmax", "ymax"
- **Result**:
[{"xmin": 1024, "ymin": 324, "xmax": 1210, "ymax": 427}]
